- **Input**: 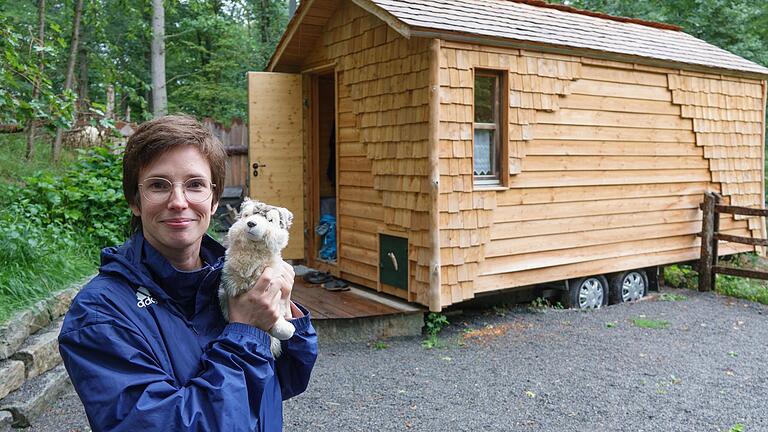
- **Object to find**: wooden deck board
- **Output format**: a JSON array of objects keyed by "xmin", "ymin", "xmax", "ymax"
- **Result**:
[{"xmin": 292, "ymin": 277, "xmax": 403, "ymax": 319}]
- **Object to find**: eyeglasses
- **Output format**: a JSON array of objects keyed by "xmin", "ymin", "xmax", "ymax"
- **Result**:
[{"xmin": 138, "ymin": 177, "xmax": 216, "ymax": 203}]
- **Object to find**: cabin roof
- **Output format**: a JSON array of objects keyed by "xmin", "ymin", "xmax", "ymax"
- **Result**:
[{"xmin": 269, "ymin": 0, "xmax": 768, "ymax": 78}]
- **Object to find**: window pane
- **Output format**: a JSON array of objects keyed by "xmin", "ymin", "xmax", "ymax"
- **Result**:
[
  {"xmin": 474, "ymin": 75, "xmax": 495, "ymax": 123},
  {"xmin": 473, "ymin": 129, "xmax": 494, "ymax": 176}
]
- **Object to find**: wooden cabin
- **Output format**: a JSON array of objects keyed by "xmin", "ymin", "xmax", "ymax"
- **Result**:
[{"xmin": 247, "ymin": 0, "xmax": 768, "ymax": 311}]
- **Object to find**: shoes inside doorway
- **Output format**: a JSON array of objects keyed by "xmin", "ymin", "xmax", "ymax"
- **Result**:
[
  {"xmin": 322, "ymin": 279, "xmax": 349, "ymax": 292},
  {"xmin": 302, "ymin": 271, "xmax": 332, "ymax": 284}
]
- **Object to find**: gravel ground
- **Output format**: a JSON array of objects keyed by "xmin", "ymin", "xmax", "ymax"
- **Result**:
[{"xmin": 25, "ymin": 287, "xmax": 768, "ymax": 432}]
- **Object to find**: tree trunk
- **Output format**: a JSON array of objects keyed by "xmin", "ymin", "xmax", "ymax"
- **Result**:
[
  {"xmin": 260, "ymin": 0, "xmax": 269, "ymax": 43},
  {"xmin": 52, "ymin": 0, "xmax": 84, "ymax": 163},
  {"xmin": 26, "ymin": 0, "xmax": 46, "ymax": 160},
  {"xmin": 151, "ymin": 0, "xmax": 167, "ymax": 118},
  {"xmin": 106, "ymin": 85, "xmax": 115, "ymax": 119},
  {"xmin": 77, "ymin": 19, "xmax": 89, "ymax": 115}
]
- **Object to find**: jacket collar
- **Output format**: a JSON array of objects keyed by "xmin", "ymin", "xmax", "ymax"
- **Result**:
[{"xmin": 100, "ymin": 231, "xmax": 225, "ymax": 316}]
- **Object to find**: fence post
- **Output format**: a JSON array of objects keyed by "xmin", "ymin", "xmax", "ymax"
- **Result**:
[
  {"xmin": 699, "ymin": 192, "xmax": 715, "ymax": 292},
  {"xmin": 711, "ymin": 193, "xmax": 722, "ymax": 291}
]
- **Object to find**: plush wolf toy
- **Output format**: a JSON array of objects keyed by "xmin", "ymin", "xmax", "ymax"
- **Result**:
[{"xmin": 219, "ymin": 198, "xmax": 295, "ymax": 357}]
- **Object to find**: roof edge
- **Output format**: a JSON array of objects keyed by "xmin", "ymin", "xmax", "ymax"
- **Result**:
[
  {"xmin": 510, "ymin": 0, "xmax": 682, "ymax": 31},
  {"xmin": 266, "ymin": 0, "xmax": 319, "ymax": 72},
  {"xmin": 267, "ymin": 0, "xmax": 412, "ymax": 72},
  {"xmin": 350, "ymin": 0, "xmax": 411, "ymax": 39},
  {"xmin": 411, "ymin": 28, "xmax": 768, "ymax": 80}
]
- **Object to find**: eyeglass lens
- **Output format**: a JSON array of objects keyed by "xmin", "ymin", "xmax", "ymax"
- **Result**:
[{"xmin": 140, "ymin": 177, "xmax": 214, "ymax": 203}]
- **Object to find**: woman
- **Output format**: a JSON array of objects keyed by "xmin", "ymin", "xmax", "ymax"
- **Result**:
[{"xmin": 58, "ymin": 115, "xmax": 317, "ymax": 431}]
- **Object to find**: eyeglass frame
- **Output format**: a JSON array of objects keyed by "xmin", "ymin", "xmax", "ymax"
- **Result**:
[{"xmin": 137, "ymin": 177, "xmax": 217, "ymax": 204}]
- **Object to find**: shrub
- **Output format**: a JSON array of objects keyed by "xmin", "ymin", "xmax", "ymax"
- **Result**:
[
  {"xmin": 1, "ymin": 145, "xmax": 130, "ymax": 248},
  {"xmin": 663, "ymin": 264, "xmax": 698, "ymax": 290},
  {"xmin": 716, "ymin": 274, "xmax": 768, "ymax": 305},
  {"xmin": 0, "ymin": 145, "xmax": 130, "ymax": 322}
]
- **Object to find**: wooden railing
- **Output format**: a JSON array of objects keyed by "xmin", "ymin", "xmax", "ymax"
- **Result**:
[{"xmin": 698, "ymin": 192, "xmax": 768, "ymax": 292}]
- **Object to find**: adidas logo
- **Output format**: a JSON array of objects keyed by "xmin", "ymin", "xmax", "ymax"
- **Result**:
[{"xmin": 136, "ymin": 287, "xmax": 157, "ymax": 308}]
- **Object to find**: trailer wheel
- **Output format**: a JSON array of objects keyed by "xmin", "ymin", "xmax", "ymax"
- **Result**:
[
  {"xmin": 565, "ymin": 276, "xmax": 609, "ymax": 309},
  {"xmin": 609, "ymin": 270, "xmax": 648, "ymax": 304}
]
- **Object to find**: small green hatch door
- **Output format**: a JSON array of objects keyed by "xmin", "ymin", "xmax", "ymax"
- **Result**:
[{"xmin": 379, "ymin": 234, "xmax": 408, "ymax": 290}]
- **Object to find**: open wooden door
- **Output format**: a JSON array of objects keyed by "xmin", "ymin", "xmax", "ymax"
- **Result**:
[{"xmin": 247, "ymin": 72, "xmax": 305, "ymax": 260}]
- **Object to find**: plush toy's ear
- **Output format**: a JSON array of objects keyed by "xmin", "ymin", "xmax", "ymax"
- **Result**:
[
  {"xmin": 278, "ymin": 207, "xmax": 293, "ymax": 231},
  {"xmin": 251, "ymin": 200, "xmax": 272, "ymax": 216},
  {"xmin": 238, "ymin": 197, "xmax": 253, "ymax": 217}
]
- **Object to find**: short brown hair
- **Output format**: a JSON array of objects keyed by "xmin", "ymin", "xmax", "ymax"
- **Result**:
[{"xmin": 123, "ymin": 114, "xmax": 227, "ymax": 233}]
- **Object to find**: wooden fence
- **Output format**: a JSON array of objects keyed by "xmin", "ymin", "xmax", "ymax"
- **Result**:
[
  {"xmin": 698, "ymin": 192, "xmax": 768, "ymax": 291},
  {"xmin": 202, "ymin": 118, "xmax": 249, "ymax": 192}
]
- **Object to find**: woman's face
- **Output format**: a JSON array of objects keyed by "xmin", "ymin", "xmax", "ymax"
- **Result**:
[{"xmin": 130, "ymin": 145, "xmax": 218, "ymax": 261}]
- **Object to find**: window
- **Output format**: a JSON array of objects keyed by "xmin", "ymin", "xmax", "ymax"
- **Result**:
[{"xmin": 473, "ymin": 70, "xmax": 504, "ymax": 186}]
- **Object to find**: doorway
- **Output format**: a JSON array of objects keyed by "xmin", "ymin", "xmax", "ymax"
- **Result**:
[{"xmin": 309, "ymin": 72, "xmax": 338, "ymax": 271}]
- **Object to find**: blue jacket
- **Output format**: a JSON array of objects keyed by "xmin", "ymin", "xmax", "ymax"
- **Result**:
[{"xmin": 58, "ymin": 232, "xmax": 318, "ymax": 431}]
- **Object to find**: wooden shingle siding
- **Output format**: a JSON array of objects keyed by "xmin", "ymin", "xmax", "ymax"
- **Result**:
[
  {"xmin": 437, "ymin": 43, "xmax": 581, "ymax": 306},
  {"xmin": 669, "ymin": 72, "xmax": 766, "ymax": 242},
  {"xmin": 307, "ymin": 2, "xmax": 433, "ymax": 304},
  {"xmin": 437, "ymin": 41, "xmax": 756, "ymax": 300}
]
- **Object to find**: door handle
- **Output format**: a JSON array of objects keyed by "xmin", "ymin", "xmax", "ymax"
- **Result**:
[
  {"xmin": 252, "ymin": 161, "xmax": 267, "ymax": 177},
  {"xmin": 387, "ymin": 252, "xmax": 398, "ymax": 272}
]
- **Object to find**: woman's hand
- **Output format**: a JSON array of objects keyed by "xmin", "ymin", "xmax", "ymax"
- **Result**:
[{"xmin": 227, "ymin": 261, "xmax": 295, "ymax": 331}]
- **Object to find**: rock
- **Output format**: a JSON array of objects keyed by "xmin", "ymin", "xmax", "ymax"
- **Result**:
[
  {"xmin": 28, "ymin": 300, "xmax": 53, "ymax": 335},
  {"xmin": 0, "ymin": 310, "xmax": 34, "ymax": 361},
  {"xmin": 0, "ymin": 410, "xmax": 12, "ymax": 431},
  {"xmin": 0, "ymin": 360, "xmax": 25, "ymax": 400},
  {"xmin": 0, "ymin": 364, "xmax": 70, "ymax": 428},
  {"xmin": 0, "ymin": 277, "xmax": 87, "ymax": 360},
  {"xmin": 11, "ymin": 318, "xmax": 64, "ymax": 380},
  {"xmin": 48, "ymin": 287, "xmax": 79, "ymax": 319}
]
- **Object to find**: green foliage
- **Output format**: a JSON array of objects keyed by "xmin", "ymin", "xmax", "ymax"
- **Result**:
[
  {"xmin": 715, "ymin": 274, "xmax": 768, "ymax": 305},
  {"xmin": 372, "ymin": 341, "xmax": 389, "ymax": 350},
  {"xmin": 0, "ymin": 132, "xmax": 76, "ymax": 183},
  {"xmin": 728, "ymin": 424, "xmax": 744, "ymax": 432},
  {"xmin": 0, "ymin": 14, "xmax": 76, "ymax": 131},
  {"xmin": 0, "ymin": 142, "xmax": 129, "ymax": 323},
  {"xmin": 422, "ymin": 312, "xmax": 449, "ymax": 349},
  {"xmin": 631, "ymin": 317, "xmax": 671, "ymax": 329},
  {"xmin": 554, "ymin": 0, "xmax": 768, "ymax": 68},
  {"xmin": 424, "ymin": 312, "xmax": 449, "ymax": 336},
  {"xmin": 0, "ymin": 235, "xmax": 96, "ymax": 324},
  {"xmin": 528, "ymin": 296, "xmax": 564, "ymax": 313},
  {"xmin": 1, "ymin": 145, "xmax": 130, "ymax": 248},
  {"xmin": 663, "ymin": 265, "xmax": 699, "ymax": 290}
]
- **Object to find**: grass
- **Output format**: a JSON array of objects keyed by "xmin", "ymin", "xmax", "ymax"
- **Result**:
[
  {"xmin": 372, "ymin": 341, "xmax": 389, "ymax": 350},
  {"xmin": 631, "ymin": 317, "xmax": 671, "ymax": 329},
  {"xmin": 664, "ymin": 256, "xmax": 768, "ymax": 307},
  {"xmin": 659, "ymin": 292, "xmax": 688, "ymax": 302},
  {"xmin": 0, "ymin": 133, "xmax": 98, "ymax": 324},
  {"xmin": 0, "ymin": 234, "xmax": 99, "ymax": 323},
  {"xmin": 0, "ymin": 132, "xmax": 78, "ymax": 183}
]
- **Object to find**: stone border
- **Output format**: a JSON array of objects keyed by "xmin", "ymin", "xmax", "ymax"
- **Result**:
[
  {"xmin": 0, "ymin": 276, "xmax": 90, "ymax": 361},
  {"xmin": 0, "ymin": 275, "xmax": 91, "ymax": 427}
]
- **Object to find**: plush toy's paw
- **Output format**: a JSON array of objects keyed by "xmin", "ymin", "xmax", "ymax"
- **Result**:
[
  {"xmin": 269, "ymin": 317, "xmax": 296, "ymax": 340},
  {"xmin": 270, "ymin": 337, "xmax": 282, "ymax": 358}
]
